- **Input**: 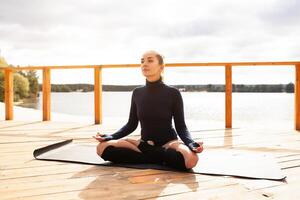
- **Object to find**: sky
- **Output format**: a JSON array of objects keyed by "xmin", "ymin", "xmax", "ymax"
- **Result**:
[{"xmin": 0, "ymin": 0, "xmax": 299, "ymax": 85}]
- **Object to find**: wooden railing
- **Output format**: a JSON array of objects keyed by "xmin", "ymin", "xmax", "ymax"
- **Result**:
[{"xmin": 1, "ymin": 61, "xmax": 300, "ymax": 130}]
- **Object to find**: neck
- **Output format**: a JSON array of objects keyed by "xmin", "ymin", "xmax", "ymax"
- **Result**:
[
  {"xmin": 146, "ymin": 75, "xmax": 161, "ymax": 82},
  {"xmin": 145, "ymin": 76, "xmax": 163, "ymax": 88}
]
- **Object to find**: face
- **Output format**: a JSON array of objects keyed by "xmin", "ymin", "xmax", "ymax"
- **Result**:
[{"xmin": 141, "ymin": 52, "xmax": 163, "ymax": 78}]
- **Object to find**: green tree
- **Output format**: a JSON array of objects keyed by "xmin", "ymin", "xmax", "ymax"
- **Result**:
[
  {"xmin": 25, "ymin": 70, "xmax": 39, "ymax": 97},
  {"xmin": 286, "ymin": 82, "xmax": 294, "ymax": 93},
  {"xmin": 13, "ymin": 73, "xmax": 29, "ymax": 101},
  {"xmin": 0, "ymin": 56, "xmax": 8, "ymax": 67},
  {"xmin": 60, "ymin": 85, "xmax": 71, "ymax": 92},
  {"xmin": 0, "ymin": 70, "xmax": 4, "ymax": 101},
  {"xmin": 0, "ymin": 55, "xmax": 7, "ymax": 101},
  {"xmin": 1, "ymin": 57, "xmax": 32, "ymax": 102},
  {"xmin": 0, "ymin": 71, "xmax": 30, "ymax": 102}
]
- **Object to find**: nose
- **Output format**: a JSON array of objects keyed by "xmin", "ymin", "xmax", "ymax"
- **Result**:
[
  {"xmin": 141, "ymin": 61, "xmax": 147, "ymax": 67},
  {"xmin": 141, "ymin": 63, "xmax": 148, "ymax": 69}
]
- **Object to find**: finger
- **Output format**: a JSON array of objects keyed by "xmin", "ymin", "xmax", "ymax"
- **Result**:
[
  {"xmin": 93, "ymin": 136, "xmax": 100, "ymax": 140},
  {"xmin": 95, "ymin": 133, "xmax": 105, "ymax": 137},
  {"xmin": 95, "ymin": 138, "xmax": 105, "ymax": 142},
  {"xmin": 197, "ymin": 146, "xmax": 204, "ymax": 153},
  {"xmin": 193, "ymin": 145, "xmax": 202, "ymax": 151},
  {"xmin": 192, "ymin": 147, "xmax": 198, "ymax": 151},
  {"xmin": 93, "ymin": 135, "xmax": 104, "ymax": 141}
]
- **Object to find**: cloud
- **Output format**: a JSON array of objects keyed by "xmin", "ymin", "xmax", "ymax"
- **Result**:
[
  {"xmin": 259, "ymin": 0, "xmax": 300, "ymax": 26},
  {"xmin": 0, "ymin": 0, "xmax": 299, "ymax": 84}
]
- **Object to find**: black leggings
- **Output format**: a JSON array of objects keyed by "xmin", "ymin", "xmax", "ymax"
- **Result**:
[{"xmin": 100, "ymin": 141, "xmax": 188, "ymax": 171}]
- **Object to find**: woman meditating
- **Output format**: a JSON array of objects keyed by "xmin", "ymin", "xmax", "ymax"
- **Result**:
[{"xmin": 94, "ymin": 51, "xmax": 203, "ymax": 171}]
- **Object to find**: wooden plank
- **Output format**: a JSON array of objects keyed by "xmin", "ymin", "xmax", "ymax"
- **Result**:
[
  {"xmin": 225, "ymin": 64, "xmax": 232, "ymax": 128},
  {"xmin": 295, "ymin": 64, "xmax": 300, "ymax": 130},
  {"xmin": 254, "ymin": 167, "xmax": 300, "ymax": 199},
  {"xmin": 1, "ymin": 120, "xmax": 300, "ymax": 200},
  {"xmin": 147, "ymin": 184, "xmax": 268, "ymax": 200},
  {"xmin": 1, "ymin": 163, "xmax": 92, "ymax": 180},
  {"xmin": 94, "ymin": 67, "xmax": 102, "ymax": 124},
  {"xmin": 4, "ymin": 68, "xmax": 13, "ymax": 120},
  {"xmin": 1, "ymin": 170, "xmax": 232, "ymax": 200},
  {"xmin": 42, "ymin": 68, "xmax": 51, "ymax": 121},
  {"xmin": 1, "ymin": 164, "xmax": 133, "ymax": 185},
  {"xmin": 11, "ymin": 61, "xmax": 300, "ymax": 70}
]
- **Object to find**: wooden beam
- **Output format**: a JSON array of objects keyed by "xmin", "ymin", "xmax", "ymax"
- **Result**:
[
  {"xmin": 4, "ymin": 69, "xmax": 13, "ymax": 120},
  {"xmin": 295, "ymin": 64, "xmax": 300, "ymax": 130},
  {"xmin": 42, "ymin": 68, "xmax": 51, "ymax": 121},
  {"xmin": 225, "ymin": 65, "xmax": 232, "ymax": 128},
  {"xmin": 12, "ymin": 61, "xmax": 300, "ymax": 70},
  {"xmin": 94, "ymin": 67, "xmax": 102, "ymax": 124}
]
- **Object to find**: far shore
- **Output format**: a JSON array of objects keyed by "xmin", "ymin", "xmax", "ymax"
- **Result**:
[{"xmin": 39, "ymin": 83, "xmax": 295, "ymax": 93}]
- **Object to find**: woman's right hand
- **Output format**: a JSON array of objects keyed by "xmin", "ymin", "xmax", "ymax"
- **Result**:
[
  {"xmin": 93, "ymin": 132, "xmax": 107, "ymax": 142},
  {"xmin": 192, "ymin": 141, "xmax": 204, "ymax": 153}
]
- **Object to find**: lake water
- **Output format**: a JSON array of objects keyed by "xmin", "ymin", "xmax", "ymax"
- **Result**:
[{"xmin": 18, "ymin": 92, "xmax": 295, "ymax": 128}]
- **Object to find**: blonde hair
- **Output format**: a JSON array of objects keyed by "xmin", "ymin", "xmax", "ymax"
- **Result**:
[
  {"xmin": 144, "ymin": 50, "xmax": 164, "ymax": 65},
  {"xmin": 154, "ymin": 51, "xmax": 164, "ymax": 81}
]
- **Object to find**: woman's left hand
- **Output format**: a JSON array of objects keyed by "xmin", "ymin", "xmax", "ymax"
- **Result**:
[{"xmin": 193, "ymin": 141, "xmax": 204, "ymax": 153}]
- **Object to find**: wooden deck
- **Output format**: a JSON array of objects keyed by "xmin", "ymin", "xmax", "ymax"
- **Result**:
[{"xmin": 1, "ymin": 120, "xmax": 300, "ymax": 200}]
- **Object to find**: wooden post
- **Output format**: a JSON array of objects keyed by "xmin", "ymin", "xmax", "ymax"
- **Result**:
[
  {"xmin": 94, "ymin": 67, "xmax": 102, "ymax": 124},
  {"xmin": 4, "ymin": 68, "xmax": 13, "ymax": 120},
  {"xmin": 225, "ymin": 64, "xmax": 232, "ymax": 128},
  {"xmin": 42, "ymin": 68, "xmax": 51, "ymax": 121},
  {"xmin": 295, "ymin": 64, "xmax": 300, "ymax": 130}
]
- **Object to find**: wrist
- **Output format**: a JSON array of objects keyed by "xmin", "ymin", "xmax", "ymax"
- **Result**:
[
  {"xmin": 103, "ymin": 135, "xmax": 113, "ymax": 141},
  {"xmin": 188, "ymin": 142, "xmax": 200, "ymax": 151}
]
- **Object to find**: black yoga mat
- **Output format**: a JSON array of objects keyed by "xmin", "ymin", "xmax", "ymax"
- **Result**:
[{"xmin": 33, "ymin": 139, "xmax": 286, "ymax": 181}]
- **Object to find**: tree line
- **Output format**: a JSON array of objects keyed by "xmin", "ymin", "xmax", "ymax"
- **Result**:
[
  {"xmin": 0, "ymin": 72, "xmax": 295, "ymax": 103},
  {"xmin": 0, "ymin": 70, "xmax": 39, "ymax": 102},
  {"xmin": 43, "ymin": 83, "xmax": 295, "ymax": 93}
]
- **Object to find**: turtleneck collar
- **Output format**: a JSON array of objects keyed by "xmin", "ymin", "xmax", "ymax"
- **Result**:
[{"xmin": 146, "ymin": 76, "xmax": 164, "ymax": 88}]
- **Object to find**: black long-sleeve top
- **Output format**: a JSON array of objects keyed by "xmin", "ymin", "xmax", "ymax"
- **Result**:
[{"xmin": 106, "ymin": 77, "xmax": 197, "ymax": 149}]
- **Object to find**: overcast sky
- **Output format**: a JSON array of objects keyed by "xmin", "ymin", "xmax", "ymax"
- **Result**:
[{"xmin": 0, "ymin": 0, "xmax": 299, "ymax": 84}]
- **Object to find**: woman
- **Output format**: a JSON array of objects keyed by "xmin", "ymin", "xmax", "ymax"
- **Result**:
[{"xmin": 94, "ymin": 51, "xmax": 203, "ymax": 171}]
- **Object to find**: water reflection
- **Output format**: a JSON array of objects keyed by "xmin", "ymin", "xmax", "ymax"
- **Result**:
[{"xmin": 224, "ymin": 129, "xmax": 233, "ymax": 147}]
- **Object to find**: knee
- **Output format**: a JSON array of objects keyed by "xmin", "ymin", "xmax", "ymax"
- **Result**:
[
  {"xmin": 185, "ymin": 153, "xmax": 199, "ymax": 169},
  {"xmin": 96, "ymin": 141, "xmax": 110, "ymax": 156}
]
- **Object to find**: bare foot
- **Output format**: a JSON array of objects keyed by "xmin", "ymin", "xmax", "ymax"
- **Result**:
[{"xmin": 124, "ymin": 138, "xmax": 140, "ymax": 147}]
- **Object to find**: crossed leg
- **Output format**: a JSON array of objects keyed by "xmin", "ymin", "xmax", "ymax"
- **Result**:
[
  {"xmin": 162, "ymin": 140, "xmax": 199, "ymax": 169},
  {"xmin": 97, "ymin": 138, "xmax": 199, "ymax": 169},
  {"xmin": 96, "ymin": 139, "xmax": 141, "ymax": 157}
]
